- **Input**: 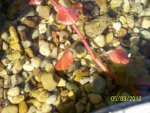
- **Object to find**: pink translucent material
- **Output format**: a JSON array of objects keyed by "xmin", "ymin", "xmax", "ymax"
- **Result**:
[{"xmin": 107, "ymin": 49, "xmax": 129, "ymax": 64}]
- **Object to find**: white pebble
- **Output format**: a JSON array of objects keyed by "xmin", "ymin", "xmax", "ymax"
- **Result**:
[
  {"xmin": 39, "ymin": 24, "xmax": 47, "ymax": 34},
  {"xmin": 23, "ymin": 61, "xmax": 34, "ymax": 71},
  {"xmin": 113, "ymin": 22, "xmax": 122, "ymax": 31}
]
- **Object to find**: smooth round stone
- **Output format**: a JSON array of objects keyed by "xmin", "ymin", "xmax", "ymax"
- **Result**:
[
  {"xmin": 1, "ymin": 32, "xmax": 9, "ymax": 41},
  {"xmin": 127, "ymin": 16, "xmax": 135, "ymax": 28},
  {"xmin": 2, "ymin": 105, "xmax": 18, "ymax": 113},
  {"xmin": 39, "ymin": 24, "xmax": 47, "ymax": 34},
  {"xmin": 106, "ymin": 32, "xmax": 114, "ymax": 44},
  {"xmin": 19, "ymin": 101, "xmax": 28, "ymax": 113},
  {"xmin": 88, "ymin": 93, "xmax": 102, "ymax": 104},
  {"xmin": 41, "ymin": 103, "xmax": 52, "ymax": 113},
  {"xmin": 92, "ymin": 35, "xmax": 105, "ymax": 48},
  {"xmin": 141, "ymin": 30, "xmax": 150, "ymax": 40},
  {"xmin": 45, "ymin": 63, "xmax": 54, "ymax": 73},
  {"xmin": 23, "ymin": 61, "xmax": 34, "ymax": 71},
  {"xmin": 119, "ymin": 16, "xmax": 127, "ymax": 25},
  {"xmin": 133, "ymin": 27, "xmax": 140, "ymax": 33},
  {"xmin": 46, "ymin": 94, "xmax": 57, "ymax": 104},
  {"xmin": 110, "ymin": 0, "xmax": 123, "ymax": 8},
  {"xmin": 117, "ymin": 28, "xmax": 127, "ymax": 37},
  {"xmin": 39, "ymin": 40, "xmax": 51, "ymax": 57},
  {"xmin": 141, "ymin": 17, "xmax": 150, "ymax": 29},
  {"xmin": 31, "ymin": 57, "xmax": 41, "ymax": 68},
  {"xmin": 7, "ymin": 86, "xmax": 20, "ymax": 97},
  {"xmin": 130, "ymin": 35, "xmax": 140, "ymax": 44},
  {"xmin": 41, "ymin": 72, "xmax": 57, "ymax": 91},
  {"xmin": 2, "ymin": 41, "xmax": 8, "ymax": 50},
  {"xmin": 113, "ymin": 22, "xmax": 122, "ymax": 31}
]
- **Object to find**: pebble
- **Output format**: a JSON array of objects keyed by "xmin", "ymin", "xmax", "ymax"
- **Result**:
[
  {"xmin": 37, "ymin": 6, "xmax": 51, "ymax": 19},
  {"xmin": 123, "ymin": 0, "xmax": 130, "ymax": 13},
  {"xmin": 61, "ymin": 90, "xmax": 69, "ymax": 97},
  {"xmin": 110, "ymin": 0, "xmax": 123, "ymax": 8},
  {"xmin": 32, "ymin": 30, "xmax": 40, "ymax": 39},
  {"xmin": 29, "ymin": 88, "xmax": 50, "ymax": 102},
  {"xmin": 131, "ymin": 2, "xmax": 143, "ymax": 14},
  {"xmin": 38, "ymin": 24, "xmax": 47, "ymax": 34},
  {"xmin": 76, "ymin": 46, "xmax": 87, "ymax": 58},
  {"xmin": 7, "ymin": 51, "xmax": 22, "ymax": 61},
  {"xmin": 41, "ymin": 103, "xmax": 52, "ymax": 113},
  {"xmin": 76, "ymin": 102, "xmax": 85, "ymax": 113},
  {"xmin": 140, "ymin": 8, "xmax": 150, "ymax": 16},
  {"xmin": 80, "ymin": 77, "xmax": 90, "ymax": 85},
  {"xmin": 91, "ymin": 75, "xmax": 106, "ymax": 93},
  {"xmin": 66, "ymin": 82, "xmax": 79, "ymax": 93},
  {"xmin": 133, "ymin": 27, "xmax": 140, "ymax": 33},
  {"xmin": 23, "ymin": 61, "xmax": 34, "ymax": 71},
  {"xmin": 105, "ymin": 32, "xmax": 114, "ymax": 44},
  {"xmin": 39, "ymin": 40, "xmax": 51, "ymax": 57},
  {"xmin": 8, "ymin": 95, "xmax": 25, "ymax": 104},
  {"xmin": 46, "ymin": 94, "xmax": 57, "ymax": 104},
  {"xmin": 19, "ymin": 101, "xmax": 28, "ymax": 113},
  {"xmin": 68, "ymin": 91, "xmax": 76, "ymax": 100},
  {"xmin": 112, "ymin": 39, "xmax": 120, "ymax": 47},
  {"xmin": 45, "ymin": 63, "xmax": 54, "ymax": 73},
  {"xmin": 21, "ymin": 17, "xmax": 36, "ymax": 28},
  {"xmin": 141, "ymin": 17, "xmax": 150, "ymax": 29},
  {"xmin": 57, "ymin": 78, "xmax": 66, "ymax": 87},
  {"xmin": 85, "ymin": 15, "xmax": 111, "ymax": 38},
  {"xmin": 41, "ymin": 72, "xmax": 57, "ymax": 91},
  {"xmin": 1, "ymin": 32, "xmax": 9, "ymax": 41},
  {"xmin": 113, "ymin": 22, "xmax": 122, "ymax": 31},
  {"xmin": 2, "ymin": 41, "xmax": 8, "ymax": 50},
  {"xmin": 2, "ymin": 105, "xmax": 18, "ymax": 113},
  {"xmin": 88, "ymin": 93, "xmax": 102, "ymax": 104},
  {"xmin": 91, "ymin": 35, "xmax": 105, "ymax": 48},
  {"xmin": 119, "ymin": 16, "xmax": 127, "ymax": 25},
  {"xmin": 127, "ymin": 15, "xmax": 135, "ymax": 28},
  {"xmin": 141, "ymin": 30, "xmax": 150, "ymax": 40},
  {"xmin": 28, "ymin": 105, "xmax": 42, "ymax": 113},
  {"xmin": 31, "ymin": 57, "xmax": 41, "ymax": 68},
  {"xmin": 130, "ymin": 35, "xmax": 140, "ymax": 45},
  {"xmin": 117, "ymin": 27, "xmax": 127, "ymax": 37},
  {"xmin": 7, "ymin": 86, "xmax": 20, "ymax": 97}
]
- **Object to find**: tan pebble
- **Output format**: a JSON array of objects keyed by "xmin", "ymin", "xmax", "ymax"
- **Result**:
[
  {"xmin": 117, "ymin": 28, "xmax": 127, "ymax": 37},
  {"xmin": 19, "ymin": 101, "xmax": 28, "ymax": 113},
  {"xmin": 68, "ymin": 91, "xmax": 76, "ymax": 100},
  {"xmin": 25, "ymin": 48, "xmax": 34, "ymax": 57},
  {"xmin": 61, "ymin": 90, "xmax": 69, "ymax": 97},
  {"xmin": 57, "ymin": 79, "xmax": 66, "ymax": 87},
  {"xmin": 21, "ymin": 17, "xmax": 36, "ymax": 28},
  {"xmin": 105, "ymin": 32, "xmax": 114, "ymax": 44},
  {"xmin": 112, "ymin": 39, "xmax": 120, "ymax": 47}
]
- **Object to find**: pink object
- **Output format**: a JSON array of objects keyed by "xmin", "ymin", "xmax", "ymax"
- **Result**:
[
  {"xmin": 28, "ymin": 0, "xmax": 42, "ymax": 5},
  {"xmin": 107, "ymin": 49, "xmax": 129, "ymax": 64},
  {"xmin": 55, "ymin": 50, "xmax": 74, "ymax": 71}
]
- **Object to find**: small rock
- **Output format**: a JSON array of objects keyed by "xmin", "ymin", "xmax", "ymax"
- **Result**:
[
  {"xmin": 39, "ymin": 24, "xmax": 47, "ymax": 34},
  {"xmin": 91, "ymin": 35, "xmax": 105, "ymax": 48},
  {"xmin": 76, "ymin": 102, "xmax": 85, "ymax": 113},
  {"xmin": 105, "ymin": 32, "xmax": 114, "ymax": 44},
  {"xmin": 119, "ymin": 16, "xmax": 127, "ymax": 25},
  {"xmin": 21, "ymin": 17, "xmax": 36, "ymax": 28},
  {"xmin": 131, "ymin": 2, "xmax": 143, "ymax": 14},
  {"xmin": 7, "ymin": 51, "xmax": 22, "ymax": 61},
  {"xmin": 123, "ymin": 0, "xmax": 130, "ymax": 13},
  {"xmin": 2, "ymin": 105, "xmax": 18, "ymax": 113},
  {"xmin": 41, "ymin": 103, "xmax": 52, "ymax": 113},
  {"xmin": 117, "ymin": 27, "xmax": 127, "ymax": 37},
  {"xmin": 57, "ymin": 78, "xmax": 66, "ymax": 87},
  {"xmin": 110, "ymin": 0, "xmax": 123, "ymax": 8},
  {"xmin": 88, "ymin": 93, "xmax": 102, "ymax": 104},
  {"xmin": 127, "ymin": 15, "xmax": 135, "ymax": 28},
  {"xmin": 39, "ymin": 40, "xmax": 51, "ymax": 57},
  {"xmin": 8, "ymin": 95, "xmax": 25, "ymax": 104},
  {"xmin": 31, "ymin": 57, "xmax": 41, "ymax": 68},
  {"xmin": 66, "ymin": 82, "xmax": 79, "ymax": 93},
  {"xmin": 141, "ymin": 17, "xmax": 150, "ymax": 29},
  {"xmin": 45, "ymin": 63, "xmax": 54, "ymax": 73},
  {"xmin": 141, "ymin": 30, "xmax": 150, "ymax": 40},
  {"xmin": 68, "ymin": 91, "xmax": 76, "ymax": 100},
  {"xmin": 76, "ymin": 46, "xmax": 87, "ymax": 58},
  {"xmin": 140, "ymin": 8, "xmax": 150, "ymax": 16},
  {"xmin": 133, "ymin": 27, "xmax": 140, "ymax": 33},
  {"xmin": 61, "ymin": 90, "xmax": 69, "ymax": 97},
  {"xmin": 23, "ymin": 61, "xmax": 34, "ymax": 71},
  {"xmin": 46, "ymin": 94, "xmax": 57, "ymax": 104},
  {"xmin": 29, "ymin": 88, "xmax": 50, "ymax": 102},
  {"xmin": 85, "ymin": 15, "xmax": 111, "ymax": 38},
  {"xmin": 19, "ymin": 101, "xmax": 28, "ymax": 113},
  {"xmin": 112, "ymin": 39, "xmax": 120, "ymax": 47},
  {"xmin": 130, "ymin": 35, "xmax": 140, "ymax": 45},
  {"xmin": 41, "ymin": 72, "xmax": 57, "ymax": 91},
  {"xmin": 37, "ymin": 6, "xmax": 50, "ymax": 19},
  {"xmin": 2, "ymin": 41, "xmax": 9, "ymax": 50},
  {"xmin": 80, "ymin": 77, "xmax": 90, "ymax": 85},
  {"xmin": 91, "ymin": 75, "xmax": 106, "ymax": 93},
  {"xmin": 113, "ymin": 22, "xmax": 122, "ymax": 31},
  {"xmin": 32, "ymin": 30, "xmax": 40, "ymax": 39},
  {"xmin": 50, "ymin": 47, "xmax": 58, "ymax": 58},
  {"xmin": 1, "ymin": 31, "xmax": 9, "ymax": 41},
  {"xmin": 28, "ymin": 105, "xmax": 42, "ymax": 113},
  {"xmin": 7, "ymin": 86, "xmax": 20, "ymax": 96}
]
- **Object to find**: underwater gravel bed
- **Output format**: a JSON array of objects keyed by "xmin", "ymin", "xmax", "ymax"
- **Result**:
[{"xmin": 0, "ymin": 0, "xmax": 150, "ymax": 113}]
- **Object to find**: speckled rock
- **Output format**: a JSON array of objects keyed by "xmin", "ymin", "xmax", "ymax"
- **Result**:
[
  {"xmin": 85, "ymin": 15, "xmax": 111, "ymax": 38},
  {"xmin": 2, "ymin": 105, "xmax": 18, "ymax": 113},
  {"xmin": 41, "ymin": 72, "xmax": 57, "ymax": 91}
]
